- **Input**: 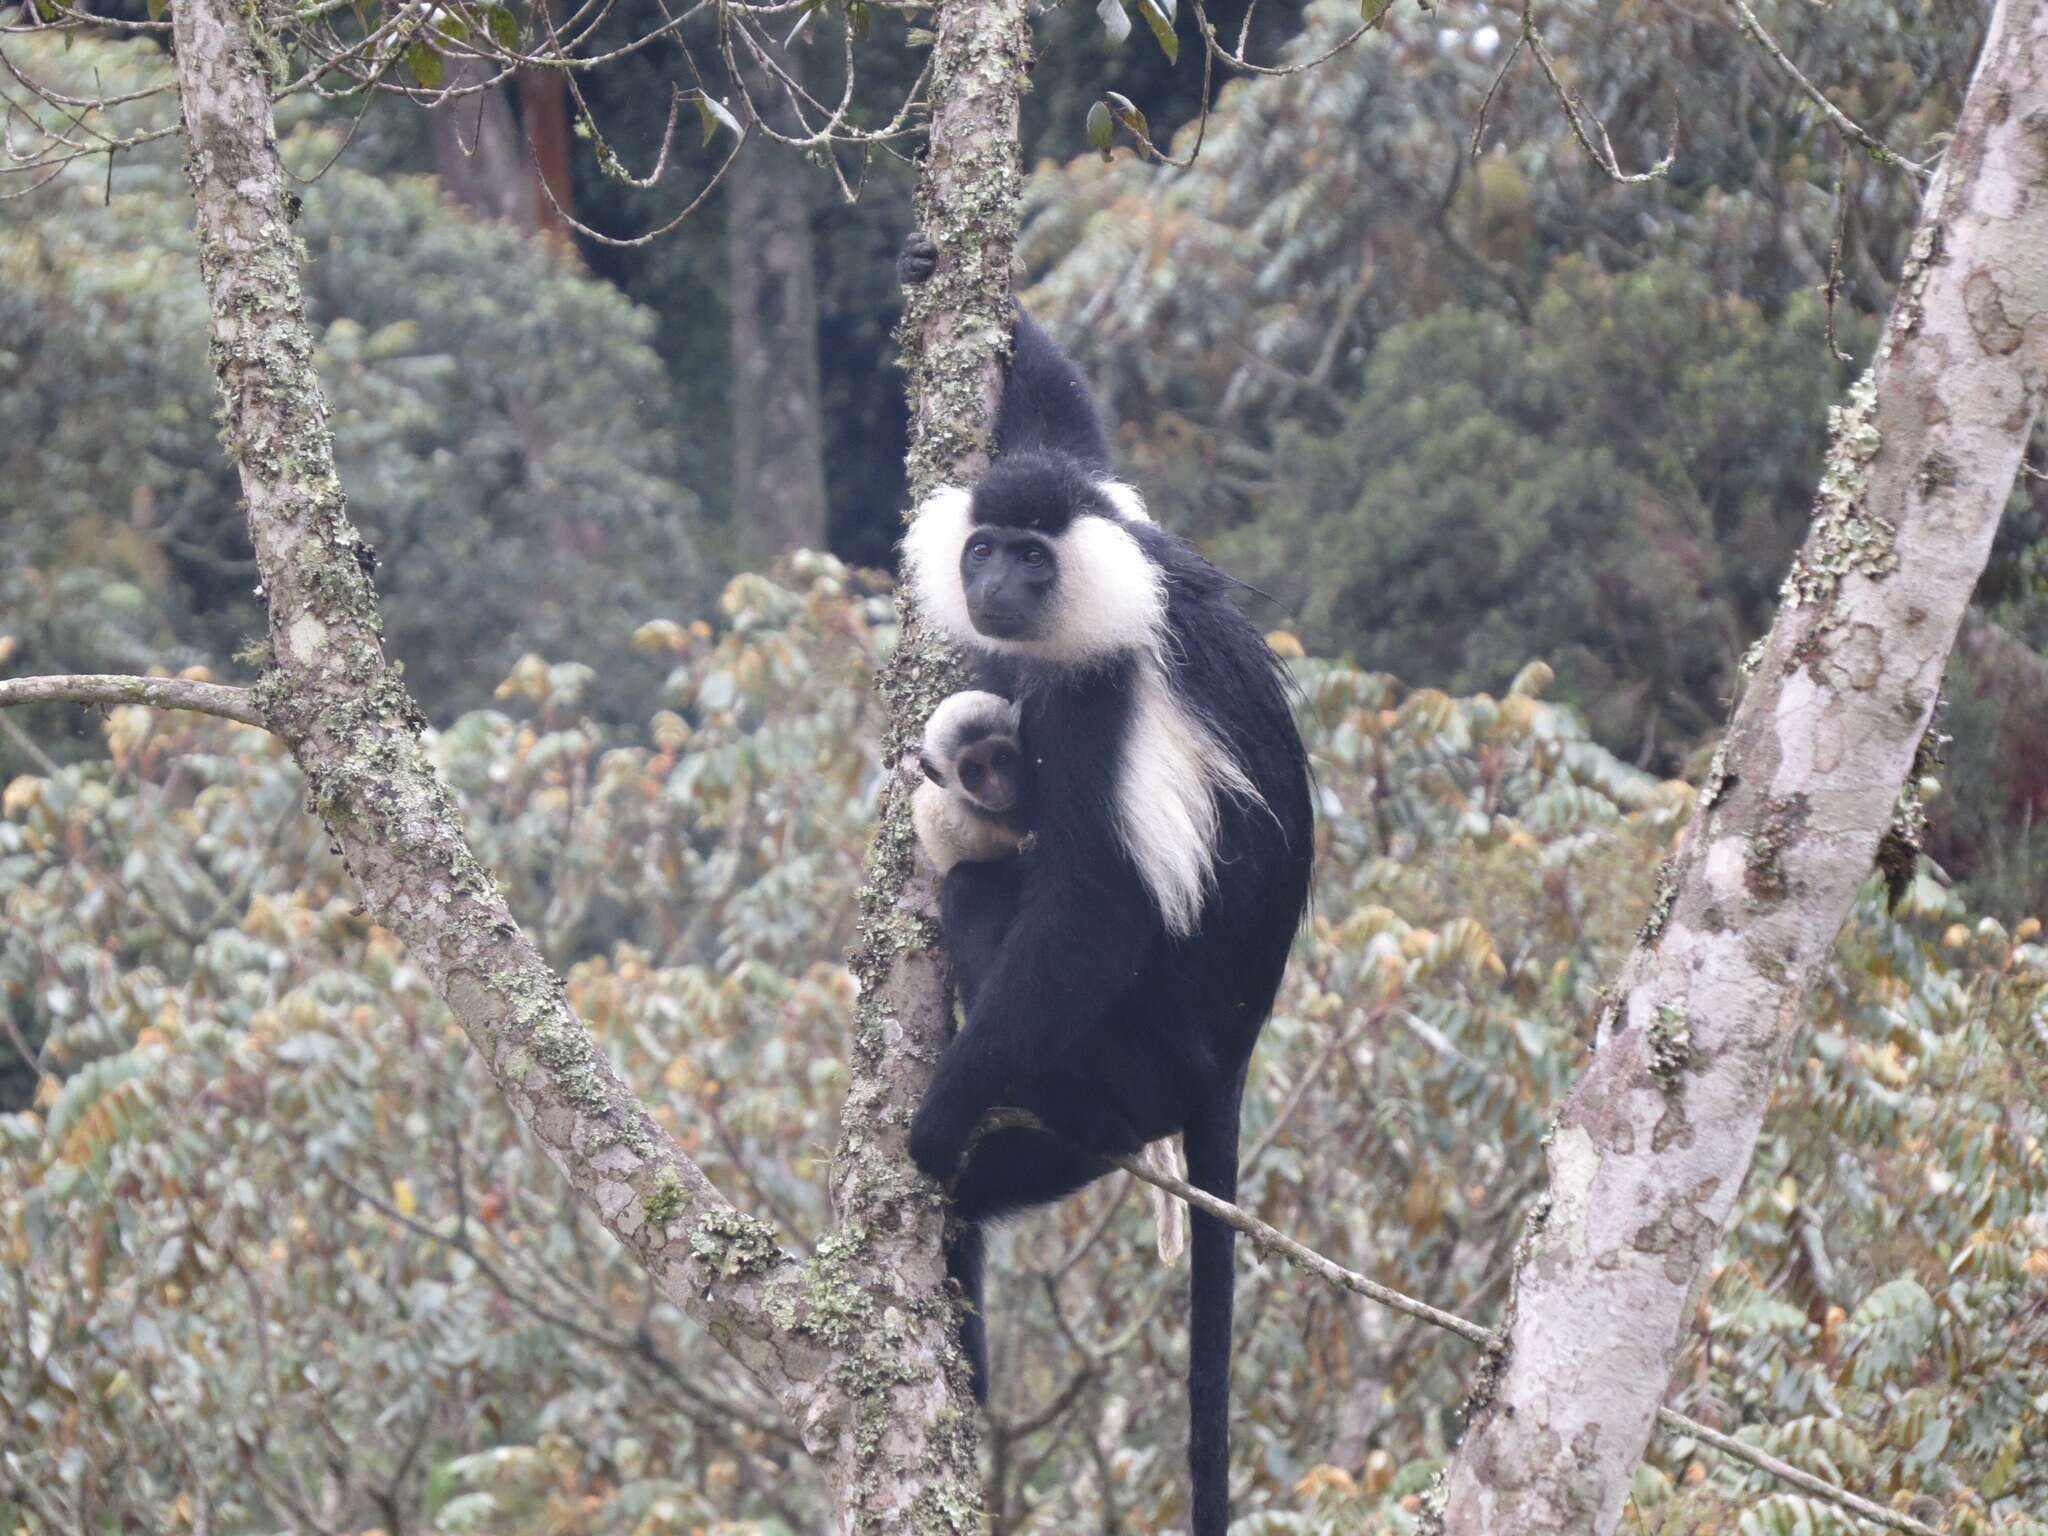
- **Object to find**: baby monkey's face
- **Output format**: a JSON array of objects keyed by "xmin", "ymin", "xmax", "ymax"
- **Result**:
[{"xmin": 951, "ymin": 733, "xmax": 1022, "ymax": 818}]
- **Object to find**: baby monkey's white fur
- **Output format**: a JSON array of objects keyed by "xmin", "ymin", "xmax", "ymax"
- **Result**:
[{"xmin": 913, "ymin": 691, "xmax": 1028, "ymax": 876}]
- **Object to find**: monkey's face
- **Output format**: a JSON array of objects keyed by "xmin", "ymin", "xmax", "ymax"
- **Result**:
[
  {"xmin": 960, "ymin": 527, "xmax": 1059, "ymax": 643},
  {"xmin": 951, "ymin": 734, "xmax": 1023, "ymax": 817}
]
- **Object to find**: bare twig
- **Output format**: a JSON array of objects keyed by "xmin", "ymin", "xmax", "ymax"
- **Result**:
[
  {"xmin": 1661, "ymin": 1409, "xmax": 1940, "ymax": 1536},
  {"xmin": 0, "ymin": 710, "xmax": 60, "ymax": 772},
  {"xmin": 977, "ymin": 1108, "xmax": 1490, "ymax": 1345},
  {"xmin": 1822, "ymin": 135, "xmax": 1855, "ymax": 364},
  {"xmin": 1468, "ymin": 29, "xmax": 1525, "ymax": 157},
  {"xmin": 1724, "ymin": 0, "xmax": 1932, "ymax": 180},
  {"xmin": 1521, "ymin": 6, "xmax": 1675, "ymax": 184},
  {"xmin": 1243, "ymin": 1006, "xmax": 1378, "ymax": 1170},
  {"xmin": 0, "ymin": 673, "xmax": 267, "ymax": 728}
]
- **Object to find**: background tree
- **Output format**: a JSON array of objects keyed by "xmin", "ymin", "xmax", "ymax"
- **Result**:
[{"xmin": 726, "ymin": 36, "xmax": 832, "ymax": 565}]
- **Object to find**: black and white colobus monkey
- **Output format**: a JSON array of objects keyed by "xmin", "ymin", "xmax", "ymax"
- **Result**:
[{"xmin": 897, "ymin": 233, "xmax": 1314, "ymax": 1535}]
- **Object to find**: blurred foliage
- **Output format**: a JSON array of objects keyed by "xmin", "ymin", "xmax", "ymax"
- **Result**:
[
  {"xmin": 0, "ymin": 30, "xmax": 714, "ymax": 743},
  {"xmin": 1216, "ymin": 259, "xmax": 1842, "ymax": 756},
  {"xmin": 5, "ymin": 566, "xmax": 2043, "ymax": 1533},
  {"xmin": 5, "ymin": 2, "xmax": 2048, "ymax": 1527},
  {"xmin": 11, "ymin": 0, "xmax": 2048, "ymax": 909}
]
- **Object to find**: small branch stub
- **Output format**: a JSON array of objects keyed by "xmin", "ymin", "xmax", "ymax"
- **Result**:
[{"xmin": 0, "ymin": 674, "xmax": 267, "ymax": 728}]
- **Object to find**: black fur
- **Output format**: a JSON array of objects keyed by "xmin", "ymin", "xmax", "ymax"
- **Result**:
[
  {"xmin": 992, "ymin": 314, "xmax": 1113, "ymax": 471},
  {"xmin": 900, "ymin": 235, "xmax": 1313, "ymax": 1536},
  {"xmin": 970, "ymin": 447, "xmax": 1122, "ymax": 537}
]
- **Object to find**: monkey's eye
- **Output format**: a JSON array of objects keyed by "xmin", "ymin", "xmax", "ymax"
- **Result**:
[
  {"xmin": 1021, "ymin": 545, "xmax": 1048, "ymax": 568},
  {"xmin": 968, "ymin": 541, "xmax": 994, "ymax": 562},
  {"xmin": 991, "ymin": 750, "xmax": 1015, "ymax": 772},
  {"xmin": 960, "ymin": 763, "xmax": 985, "ymax": 789}
]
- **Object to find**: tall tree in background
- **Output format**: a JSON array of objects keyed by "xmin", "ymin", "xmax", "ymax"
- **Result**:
[
  {"xmin": 427, "ymin": 58, "xmax": 535, "ymax": 227},
  {"xmin": 727, "ymin": 39, "xmax": 830, "ymax": 564},
  {"xmin": 428, "ymin": 53, "xmax": 573, "ymax": 240}
]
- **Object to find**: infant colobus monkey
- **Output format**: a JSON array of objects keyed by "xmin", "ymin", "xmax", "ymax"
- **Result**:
[
  {"xmin": 912, "ymin": 691, "xmax": 1031, "ymax": 876},
  {"xmin": 898, "ymin": 233, "xmax": 1313, "ymax": 1536}
]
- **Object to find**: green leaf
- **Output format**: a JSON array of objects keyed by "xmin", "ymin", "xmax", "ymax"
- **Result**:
[
  {"xmin": 1095, "ymin": 0, "xmax": 1130, "ymax": 48},
  {"xmin": 485, "ymin": 3, "xmax": 520, "ymax": 45},
  {"xmin": 688, "ymin": 90, "xmax": 742, "ymax": 146},
  {"xmin": 406, "ymin": 39, "xmax": 445, "ymax": 90},
  {"xmin": 145, "ymin": 0, "xmax": 166, "ymax": 20},
  {"xmin": 1134, "ymin": 0, "xmax": 1178, "ymax": 62},
  {"xmin": 433, "ymin": 12, "xmax": 467, "ymax": 40},
  {"xmin": 1085, "ymin": 100, "xmax": 1114, "ymax": 157},
  {"xmin": 1104, "ymin": 90, "xmax": 1149, "ymax": 143},
  {"xmin": 906, "ymin": 26, "xmax": 937, "ymax": 45}
]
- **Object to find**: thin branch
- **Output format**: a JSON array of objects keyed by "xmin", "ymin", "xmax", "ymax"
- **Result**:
[
  {"xmin": 1662, "ymin": 1409, "xmax": 1940, "ymax": 1536},
  {"xmin": 1468, "ymin": 29, "xmax": 1525, "ymax": 157},
  {"xmin": 0, "ymin": 673, "xmax": 268, "ymax": 728},
  {"xmin": 1243, "ymin": 1006, "xmax": 1378, "ymax": 1170},
  {"xmin": 1522, "ymin": 7, "xmax": 1674, "ymax": 184},
  {"xmin": 1186, "ymin": 0, "xmax": 1389, "ymax": 80},
  {"xmin": 1723, "ymin": 0, "xmax": 1931, "ymax": 180},
  {"xmin": 0, "ymin": 710, "xmax": 60, "ymax": 772},
  {"xmin": 1108, "ymin": 1132, "xmax": 1495, "ymax": 1345}
]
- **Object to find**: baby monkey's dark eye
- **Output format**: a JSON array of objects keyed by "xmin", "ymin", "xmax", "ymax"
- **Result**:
[
  {"xmin": 960, "ymin": 763, "xmax": 985, "ymax": 788},
  {"xmin": 1021, "ymin": 546, "xmax": 1048, "ymax": 568},
  {"xmin": 969, "ymin": 541, "xmax": 994, "ymax": 561},
  {"xmin": 991, "ymin": 750, "xmax": 1015, "ymax": 772}
]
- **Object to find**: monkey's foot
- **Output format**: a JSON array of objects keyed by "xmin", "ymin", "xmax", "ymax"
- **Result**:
[{"xmin": 898, "ymin": 232, "xmax": 938, "ymax": 287}]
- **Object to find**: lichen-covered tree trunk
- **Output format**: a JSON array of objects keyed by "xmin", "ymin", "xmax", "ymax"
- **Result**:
[
  {"xmin": 168, "ymin": 0, "xmax": 823, "ymax": 1415},
  {"xmin": 815, "ymin": 0, "xmax": 1034, "ymax": 1523},
  {"xmin": 1439, "ymin": 5, "xmax": 2048, "ymax": 1532}
]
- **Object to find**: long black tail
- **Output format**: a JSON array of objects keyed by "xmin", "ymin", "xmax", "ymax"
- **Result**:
[
  {"xmin": 945, "ymin": 1221, "xmax": 988, "ymax": 1403},
  {"xmin": 1183, "ymin": 1088, "xmax": 1243, "ymax": 1536}
]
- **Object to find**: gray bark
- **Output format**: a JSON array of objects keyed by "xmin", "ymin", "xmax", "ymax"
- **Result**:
[
  {"xmin": 0, "ymin": 674, "xmax": 265, "ymax": 727},
  {"xmin": 727, "ymin": 46, "xmax": 830, "ymax": 565},
  {"xmin": 1438, "ymin": 4, "xmax": 2048, "ymax": 1532}
]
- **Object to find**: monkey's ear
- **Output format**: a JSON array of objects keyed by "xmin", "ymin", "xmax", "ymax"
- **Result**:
[{"xmin": 918, "ymin": 753, "xmax": 947, "ymax": 787}]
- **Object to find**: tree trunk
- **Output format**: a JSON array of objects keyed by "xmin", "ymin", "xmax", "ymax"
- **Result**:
[
  {"xmin": 427, "ymin": 54, "xmax": 573, "ymax": 244},
  {"xmin": 812, "ymin": 0, "xmax": 1036, "ymax": 1521},
  {"xmin": 727, "ymin": 47, "xmax": 830, "ymax": 565},
  {"xmin": 518, "ymin": 64, "xmax": 576, "ymax": 244},
  {"xmin": 1438, "ymin": 5, "xmax": 2048, "ymax": 1532},
  {"xmin": 427, "ymin": 57, "xmax": 539, "ymax": 229},
  {"xmin": 167, "ymin": 0, "xmax": 1055, "ymax": 1519}
]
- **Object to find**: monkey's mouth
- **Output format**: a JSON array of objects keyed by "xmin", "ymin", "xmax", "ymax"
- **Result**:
[{"xmin": 969, "ymin": 608, "xmax": 1034, "ymax": 640}]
